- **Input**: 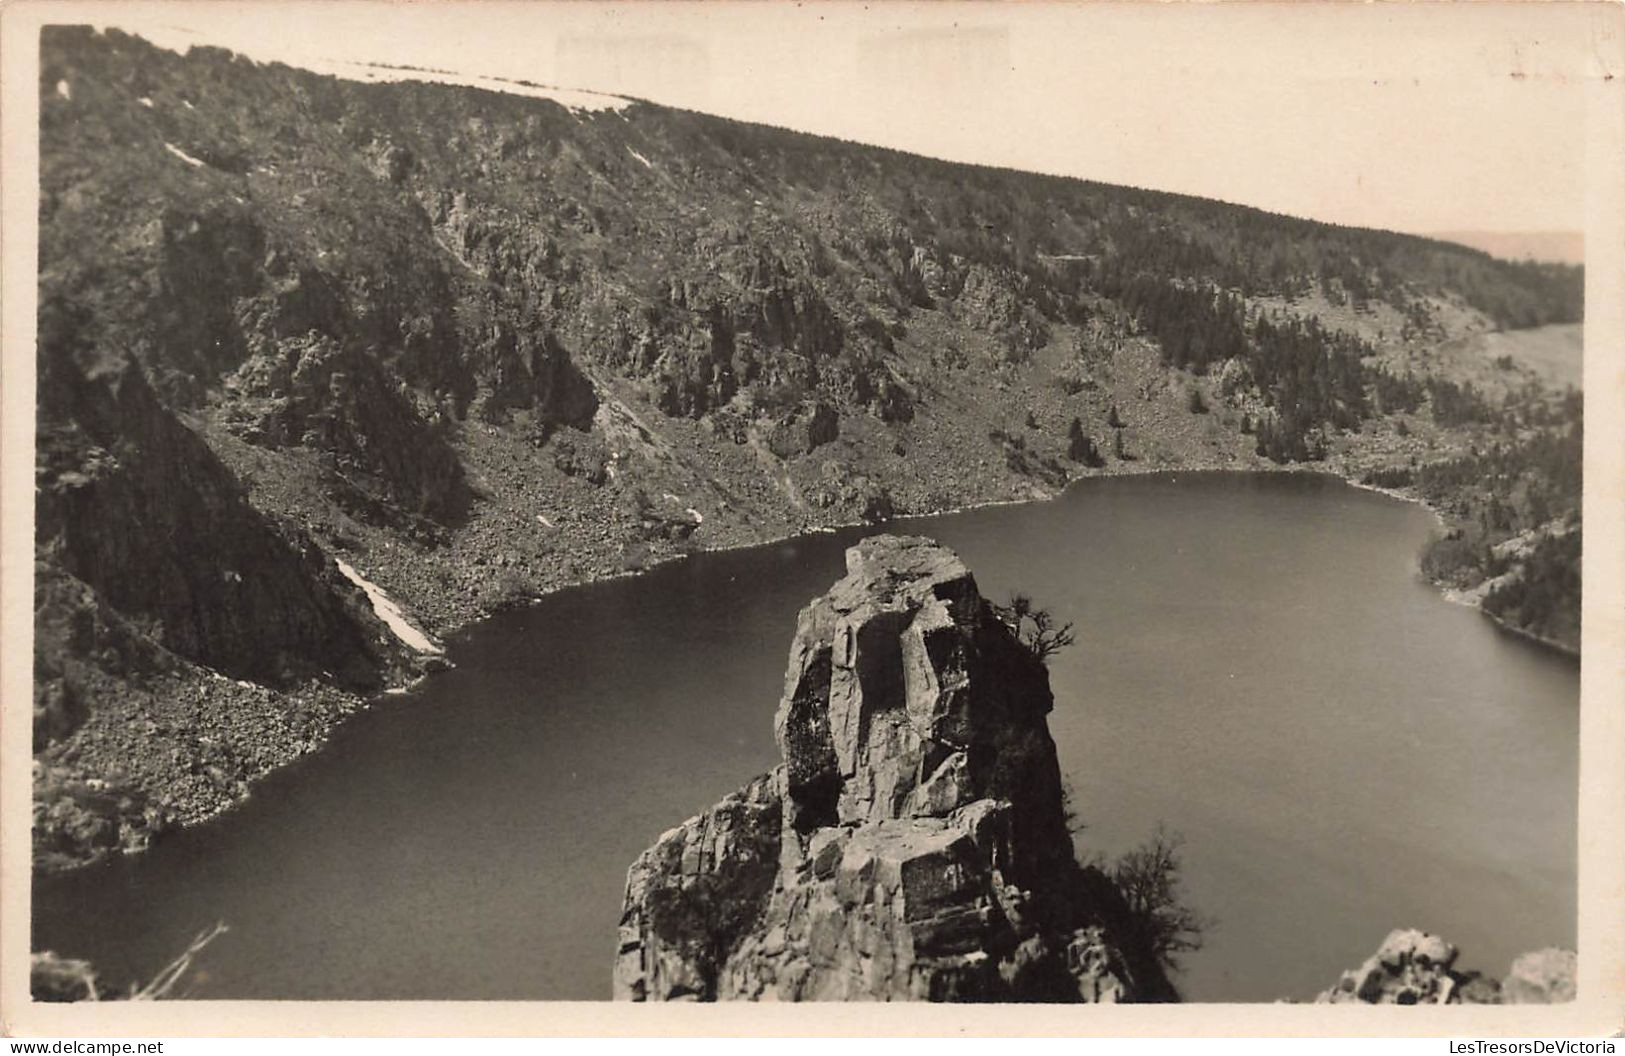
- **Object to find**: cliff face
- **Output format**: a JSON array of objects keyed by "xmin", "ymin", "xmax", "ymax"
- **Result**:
[
  {"xmin": 35, "ymin": 325, "xmax": 402, "ymax": 690},
  {"xmin": 614, "ymin": 536, "xmax": 1175, "ymax": 1002},
  {"xmin": 33, "ymin": 303, "xmax": 423, "ymax": 867}
]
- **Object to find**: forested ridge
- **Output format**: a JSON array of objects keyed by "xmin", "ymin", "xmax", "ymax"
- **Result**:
[{"xmin": 1373, "ymin": 388, "xmax": 1583, "ymax": 649}]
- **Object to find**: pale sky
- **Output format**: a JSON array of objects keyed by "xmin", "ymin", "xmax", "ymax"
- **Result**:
[{"xmin": 61, "ymin": 1, "xmax": 1617, "ymax": 236}]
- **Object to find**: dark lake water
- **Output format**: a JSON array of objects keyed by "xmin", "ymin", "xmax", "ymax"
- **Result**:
[{"xmin": 32, "ymin": 472, "xmax": 1578, "ymax": 1002}]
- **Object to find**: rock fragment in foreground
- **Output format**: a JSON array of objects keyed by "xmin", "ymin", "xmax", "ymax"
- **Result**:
[
  {"xmin": 1316, "ymin": 928, "xmax": 1576, "ymax": 1005},
  {"xmin": 30, "ymin": 952, "xmax": 101, "ymax": 1002},
  {"xmin": 613, "ymin": 534, "xmax": 1174, "ymax": 1002}
]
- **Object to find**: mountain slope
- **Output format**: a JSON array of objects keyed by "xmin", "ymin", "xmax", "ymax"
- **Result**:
[{"xmin": 33, "ymin": 26, "xmax": 1583, "ymax": 867}]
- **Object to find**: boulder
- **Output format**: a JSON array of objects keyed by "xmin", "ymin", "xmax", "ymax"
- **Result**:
[
  {"xmin": 1319, "ymin": 929, "xmax": 1482, "ymax": 1005},
  {"xmin": 764, "ymin": 401, "xmax": 840, "ymax": 459},
  {"xmin": 1502, "ymin": 948, "xmax": 1577, "ymax": 1004}
]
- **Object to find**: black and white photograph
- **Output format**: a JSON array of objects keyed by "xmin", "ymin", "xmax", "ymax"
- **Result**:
[{"xmin": 2, "ymin": 0, "xmax": 1621, "ymax": 1037}]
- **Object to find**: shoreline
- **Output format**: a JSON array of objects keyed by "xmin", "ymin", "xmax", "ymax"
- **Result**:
[
  {"xmin": 486, "ymin": 459, "xmax": 1461, "ymax": 624},
  {"xmin": 31, "ymin": 454, "xmax": 1570, "ymax": 879},
  {"xmin": 1438, "ymin": 584, "xmax": 1582, "ymax": 660}
]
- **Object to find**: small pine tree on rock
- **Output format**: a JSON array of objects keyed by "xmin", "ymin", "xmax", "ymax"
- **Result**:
[
  {"xmin": 1068, "ymin": 417, "xmax": 1105, "ymax": 467},
  {"xmin": 992, "ymin": 594, "xmax": 1076, "ymax": 665}
]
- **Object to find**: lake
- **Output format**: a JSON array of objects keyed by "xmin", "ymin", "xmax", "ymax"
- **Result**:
[{"xmin": 32, "ymin": 471, "xmax": 1579, "ymax": 1002}]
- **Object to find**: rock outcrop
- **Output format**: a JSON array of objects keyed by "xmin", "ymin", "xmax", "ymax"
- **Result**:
[
  {"xmin": 614, "ymin": 535, "xmax": 1175, "ymax": 1002},
  {"xmin": 30, "ymin": 952, "xmax": 102, "ymax": 1002},
  {"xmin": 1316, "ymin": 929, "xmax": 1576, "ymax": 1005},
  {"xmin": 34, "ymin": 322, "xmax": 403, "ymax": 691},
  {"xmin": 221, "ymin": 333, "xmax": 470, "ymax": 522}
]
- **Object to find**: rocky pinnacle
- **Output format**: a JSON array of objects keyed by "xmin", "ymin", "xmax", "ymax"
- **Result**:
[{"xmin": 613, "ymin": 535, "xmax": 1175, "ymax": 1002}]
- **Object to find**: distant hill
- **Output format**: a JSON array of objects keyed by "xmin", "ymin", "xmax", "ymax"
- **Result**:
[{"xmin": 1429, "ymin": 231, "xmax": 1585, "ymax": 266}]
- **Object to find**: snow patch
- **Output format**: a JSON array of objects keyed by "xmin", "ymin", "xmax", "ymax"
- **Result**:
[
  {"xmin": 138, "ymin": 96, "xmax": 154, "ymax": 108},
  {"xmin": 336, "ymin": 560, "xmax": 444, "ymax": 655},
  {"xmin": 314, "ymin": 59, "xmax": 631, "ymax": 113},
  {"xmin": 182, "ymin": 99, "xmax": 195, "ymax": 110},
  {"xmin": 686, "ymin": 507, "xmax": 705, "ymax": 524},
  {"xmin": 55, "ymin": 80, "xmax": 71, "ymax": 100},
  {"xmin": 76, "ymin": 25, "xmax": 627, "ymax": 113},
  {"xmin": 627, "ymin": 147, "xmax": 654, "ymax": 169},
  {"xmin": 537, "ymin": 514, "xmax": 557, "ymax": 529},
  {"xmin": 164, "ymin": 142, "xmax": 206, "ymax": 168}
]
